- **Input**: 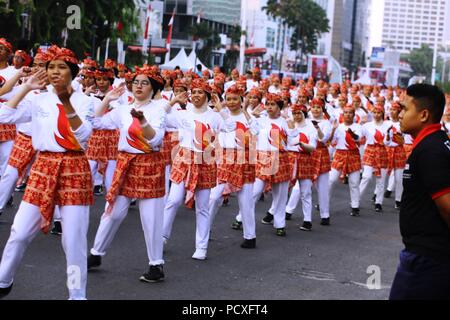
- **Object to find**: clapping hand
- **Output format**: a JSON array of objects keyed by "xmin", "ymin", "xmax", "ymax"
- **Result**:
[{"xmin": 25, "ymin": 69, "xmax": 47, "ymax": 91}]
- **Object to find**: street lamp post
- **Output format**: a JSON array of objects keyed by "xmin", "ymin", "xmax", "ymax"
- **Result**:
[
  {"xmin": 21, "ymin": 13, "xmax": 28, "ymax": 39},
  {"xmin": 91, "ymin": 25, "xmax": 98, "ymax": 58}
]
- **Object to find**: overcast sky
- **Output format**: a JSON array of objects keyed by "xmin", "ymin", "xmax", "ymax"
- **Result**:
[{"xmin": 369, "ymin": 0, "xmax": 385, "ymax": 50}]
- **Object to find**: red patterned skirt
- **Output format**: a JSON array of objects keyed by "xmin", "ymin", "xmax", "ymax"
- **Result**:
[
  {"xmin": 404, "ymin": 144, "xmax": 413, "ymax": 159},
  {"xmin": 23, "ymin": 151, "xmax": 93, "ymax": 233},
  {"xmin": 294, "ymin": 151, "xmax": 320, "ymax": 181},
  {"xmin": 86, "ymin": 129, "xmax": 119, "ymax": 174},
  {"xmin": 106, "ymin": 152, "xmax": 165, "ymax": 209},
  {"xmin": 170, "ymin": 147, "xmax": 217, "ymax": 192},
  {"xmin": 362, "ymin": 144, "xmax": 388, "ymax": 176},
  {"xmin": 0, "ymin": 124, "xmax": 16, "ymax": 142},
  {"xmin": 387, "ymin": 145, "xmax": 407, "ymax": 172},
  {"xmin": 7, "ymin": 133, "xmax": 37, "ymax": 177},
  {"xmin": 161, "ymin": 131, "xmax": 180, "ymax": 166},
  {"xmin": 217, "ymin": 148, "xmax": 255, "ymax": 188},
  {"xmin": 256, "ymin": 151, "xmax": 292, "ymax": 184},
  {"xmin": 312, "ymin": 145, "xmax": 331, "ymax": 176},
  {"xmin": 331, "ymin": 149, "xmax": 361, "ymax": 180}
]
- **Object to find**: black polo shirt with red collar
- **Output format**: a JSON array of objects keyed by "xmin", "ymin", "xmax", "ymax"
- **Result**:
[{"xmin": 400, "ymin": 124, "xmax": 450, "ymax": 263}]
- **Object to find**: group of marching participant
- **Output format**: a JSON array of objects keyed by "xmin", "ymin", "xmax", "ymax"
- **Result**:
[{"xmin": 0, "ymin": 38, "xmax": 448, "ymax": 300}]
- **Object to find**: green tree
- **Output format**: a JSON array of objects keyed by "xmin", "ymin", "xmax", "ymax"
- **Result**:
[
  {"xmin": 406, "ymin": 44, "xmax": 443, "ymax": 82},
  {"xmin": 263, "ymin": 0, "xmax": 329, "ymax": 69},
  {"xmin": 223, "ymin": 25, "xmax": 242, "ymax": 73},
  {"xmin": 0, "ymin": 0, "xmax": 139, "ymax": 62},
  {"xmin": 188, "ymin": 21, "xmax": 221, "ymax": 67}
]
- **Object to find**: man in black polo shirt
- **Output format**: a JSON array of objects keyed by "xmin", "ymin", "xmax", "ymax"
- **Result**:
[{"xmin": 389, "ymin": 84, "xmax": 450, "ymax": 300}]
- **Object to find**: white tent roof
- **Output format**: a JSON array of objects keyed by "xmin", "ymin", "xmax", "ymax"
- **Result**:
[
  {"xmin": 159, "ymin": 48, "xmax": 194, "ymax": 71},
  {"xmin": 188, "ymin": 50, "xmax": 208, "ymax": 72}
]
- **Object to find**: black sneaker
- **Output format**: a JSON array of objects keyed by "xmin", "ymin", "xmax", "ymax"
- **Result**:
[
  {"xmin": 276, "ymin": 228, "xmax": 286, "ymax": 237},
  {"xmin": 222, "ymin": 197, "xmax": 229, "ymax": 207},
  {"xmin": 130, "ymin": 199, "xmax": 137, "ymax": 206},
  {"xmin": 371, "ymin": 194, "xmax": 376, "ymax": 202},
  {"xmin": 261, "ymin": 212, "xmax": 273, "ymax": 225},
  {"xmin": 285, "ymin": 213, "xmax": 292, "ymax": 221},
  {"xmin": 300, "ymin": 221, "xmax": 312, "ymax": 231},
  {"xmin": 315, "ymin": 204, "xmax": 320, "ymax": 211},
  {"xmin": 384, "ymin": 190, "xmax": 392, "ymax": 199},
  {"xmin": 0, "ymin": 283, "xmax": 13, "ymax": 299},
  {"xmin": 6, "ymin": 195, "xmax": 13, "ymax": 206},
  {"xmin": 320, "ymin": 218, "xmax": 330, "ymax": 226},
  {"xmin": 140, "ymin": 265, "xmax": 164, "ymax": 283},
  {"xmin": 14, "ymin": 183, "xmax": 27, "ymax": 192},
  {"xmin": 343, "ymin": 176, "xmax": 349, "ymax": 184},
  {"xmin": 395, "ymin": 201, "xmax": 401, "ymax": 210},
  {"xmin": 93, "ymin": 185, "xmax": 104, "ymax": 196},
  {"xmin": 259, "ymin": 193, "xmax": 265, "ymax": 202},
  {"xmin": 87, "ymin": 254, "xmax": 102, "ymax": 270},
  {"xmin": 231, "ymin": 220, "xmax": 242, "ymax": 230},
  {"xmin": 375, "ymin": 204, "xmax": 382, "ymax": 213},
  {"xmin": 350, "ymin": 208, "xmax": 360, "ymax": 216},
  {"xmin": 50, "ymin": 221, "xmax": 62, "ymax": 235},
  {"xmin": 240, "ymin": 238, "xmax": 256, "ymax": 249}
]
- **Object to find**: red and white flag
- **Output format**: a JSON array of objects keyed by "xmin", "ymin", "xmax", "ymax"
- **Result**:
[
  {"xmin": 142, "ymin": 5, "xmax": 152, "ymax": 55},
  {"xmin": 165, "ymin": 9, "xmax": 175, "ymax": 64}
]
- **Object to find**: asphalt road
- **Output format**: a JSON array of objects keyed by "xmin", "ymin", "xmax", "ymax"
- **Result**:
[{"xmin": 0, "ymin": 179, "xmax": 403, "ymax": 300}]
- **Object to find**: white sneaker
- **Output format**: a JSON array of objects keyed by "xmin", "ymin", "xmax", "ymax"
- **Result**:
[{"xmin": 192, "ymin": 248, "xmax": 207, "ymax": 260}]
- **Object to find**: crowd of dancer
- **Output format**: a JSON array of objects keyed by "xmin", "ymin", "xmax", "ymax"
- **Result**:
[{"xmin": 0, "ymin": 37, "xmax": 449, "ymax": 299}]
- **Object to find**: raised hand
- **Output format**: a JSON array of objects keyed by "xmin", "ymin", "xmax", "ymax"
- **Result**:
[
  {"xmin": 211, "ymin": 93, "xmax": 222, "ymax": 112},
  {"xmin": 25, "ymin": 69, "xmax": 47, "ymax": 90},
  {"xmin": 105, "ymin": 84, "xmax": 126, "ymax": 102},
  {"xmin": 84, "ymin": 85, "xmax": 97, "ymax": 96},
  {"xmin": 18, "ymin": 66, "xmax": 32, "ymax": 78},
  {"xmin": 172, "ymin": 91, "xmax": 188, "ymax": 105},
  {"xmin": 130, "ymin": 108, "xmax": 145, "ymax": 121}
]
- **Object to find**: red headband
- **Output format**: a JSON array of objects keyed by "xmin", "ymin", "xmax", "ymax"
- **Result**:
[
  {"xmin": 173, "ymin": 78, "xmax": 188, "ymax": 89},
  {"xmin": 311, "ymin": 98, "xmax": 325, "ymax": 108},
  {"xmin": 191, "ymin": 78, "xmax": 212, "ymax": 94},
  {"xmin": 104, "ymin": 59, "xmax": 117, "ymax": 69},
  {"xmin": 51, "ymin": 46, "xmax": 79, "ymax": 65},
  {"xmin": 83, "ymin": 58, "xmax": 98, "ymax": 68},
  {"xmin": 0, "ymin": 38, "xmax": 13, "ymax": 53},
  {"xmin": 14, "ymin": 50, "xmax": 32, "ymax": 66},
  {"xmin": 291, "ymin": 104, "xmax": 307, "ymax": 113},
  {"xmin": 226, "ymin": 85, "xmax": 244, "ymax": 97},
  {"xmin": 265, "ymin": 93, "xmax": 283, "ymax": 104},
  {"xmin": 134, "ymin": 65, "xmax": 164, "ymax": 85},
  {"xmin": 95, "ymin": 69, "xmax": 115, "ymax": 79},
  {"xmin": 248, "ymin": 88, "xmax": 262, "ymax": 99}
]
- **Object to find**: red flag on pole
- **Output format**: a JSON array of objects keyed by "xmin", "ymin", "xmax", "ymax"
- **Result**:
[{"xmin": 167, "ymin": 10, "xmax": 175, "ymax": 46}]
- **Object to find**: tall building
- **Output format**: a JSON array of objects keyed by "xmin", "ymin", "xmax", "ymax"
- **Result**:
[
  {"xmin": 192, "ymin": 0, "xmax": 241, "ymax": 25},
  {"xmin": 313, "ymin": 0, "xmax": 371, "ymax": 71},
  {"xmin": 381, "ymin": 0, "xmax": 450, "ymax": 53}
]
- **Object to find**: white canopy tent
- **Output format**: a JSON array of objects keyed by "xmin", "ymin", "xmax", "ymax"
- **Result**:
[
  {"xmin": 187, "ymin": 50, "xmax": 209, "ymax": 72},
  {"xmin": 159, "ymin": 47, "xmax": 194, "ymax": 71}
]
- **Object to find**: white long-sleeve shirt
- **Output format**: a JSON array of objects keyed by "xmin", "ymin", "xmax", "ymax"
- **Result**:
[
  {"xmin": 332, "ymin": 123, "xmax": 362, "ymax": 151},
  {"xmin": 385, "ymin": 120, "xmax": 404, "ymax": 147},
  {"xmin": 166, "ymin": 106, "xmax": 225, "ymax": 153},
  {"xmin": 217, "ymin": 112, "xmax": 259, "ymax": 150},
  {"xmin": 361, "ymin": 121, "xmax": 390, "ymax": 146},
  {"xmin": 255, "ymin": 116, "xmax": 297, "ymax": 152},
  {"xmin": 310, "ymin": 117, "xmax": 332, "ymax": 146},
  {"xmin": 0, "ymin": 90, "xmax": 94, "ymax": 152},
  {"xmin": 287, "ymin": 121, "xmax": 317, "ymax": 153},
  {"xmin": 93, "ymin": 99, "xmax": 166, "ymax": 154}
]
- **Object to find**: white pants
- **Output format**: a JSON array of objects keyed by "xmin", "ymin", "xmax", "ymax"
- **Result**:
[
  {"xmin": 0, "ymin": 202, "xmax": 89, "ymax": 300},
  {"xmin": 91, "ymin": 195, "xmax": 164, "ymax": 266},
  {"xmin": 164, "ymin": 164, "xmax": 171, "ymax": 203},
  {"xmin": 0, "ymin": 165, "xmax": 18, "ymax": 210},
  {"xmin": 314, "ymin": 172, "xmax": 330, "ymax": 218},
  {"xmin": 0, "ymin": 140, "xmax": 14, "ymax": 177},
  {"xmin": 286, "ymin": 179, "xmax": 313, "ymax": 222},
  {"xmin": 253, "ymin": 178, "xmax": 288, "ymax": 229},
  {"xmin": 329, "ymin": 169, "xmax": 361, "ymax": 208},
  {"xmin": 89, "ymin": 160, "xmax": 116, "ymax": 191},
  {"xmin": 387, "ymin": 169, "xmax": 404, "ymax": 202},
  {"xmin": 163, "ymin": 181, "xmax": 211, "ymax": 250},
  {"xmin": 359, "ymin": 166, "xmax": 388, "ymax": 205},
  {"xmin": 209, "ymin": 183, "xmax": 255, "ymax": 240}
]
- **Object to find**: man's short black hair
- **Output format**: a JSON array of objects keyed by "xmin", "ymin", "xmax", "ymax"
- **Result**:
[{"xmin": 407, "ymin": 84, "xmax": 445, "ymax": 123}]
